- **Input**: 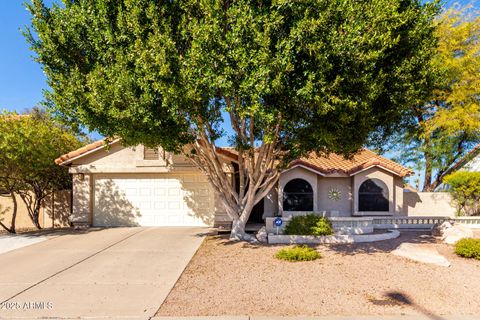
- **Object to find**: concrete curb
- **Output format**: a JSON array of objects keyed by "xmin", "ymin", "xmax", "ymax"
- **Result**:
[{"xmin": 7, "ymin": 315, "xmax": 478, "ymax": 320}]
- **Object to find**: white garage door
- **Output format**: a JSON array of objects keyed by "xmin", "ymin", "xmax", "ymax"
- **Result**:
[{"xmin": 93, "ymin": 174, "xmax": 214, "ymax": 227}]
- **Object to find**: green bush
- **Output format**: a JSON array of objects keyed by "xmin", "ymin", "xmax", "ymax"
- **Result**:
[
  {"xmin": 275, "ymin": 245, "xmax": 321, "ymax": 262},
  {"xmin": 444, "ymin": 171, "xmax": 480, "ymax": 216},
  {"xmin": 455, "ymin": 238, "xmax": 480, "ymax": 260},
  {"xmin": 283, "ymin": 214, "xmax": 334, "ymax": 236}
]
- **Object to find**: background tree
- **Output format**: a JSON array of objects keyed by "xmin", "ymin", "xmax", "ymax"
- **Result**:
[
  {"xmin": 26, "ymin": 0, "xmax": 438, "ymax": 240},
  {"xmin": 444, "ymin": 171, "xmax": 480, "ymax": 216},
  {"xmin": 377, "ymin": 6, "xmax": 480, "ymax": 191},
  {"xmin": 0, "ymin": 109, "xmax": 84, "ymax": 230},
  {"xmin": 0, "ymin": 114, "xmax": 28, "ymax": 233}
]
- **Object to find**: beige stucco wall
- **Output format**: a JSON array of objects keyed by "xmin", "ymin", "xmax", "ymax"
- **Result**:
[
  {"xmin": 263, "ymin": 187, "xmax": 278, "ymax": 218},
  {"xmin": 72, "ymin": 173, "xmax": 92, "ymax": 225},
  {"xmin": 0, "ymin": 194, "xmax": 40, "ymax": 230},
  {"xmin": 69, "ymin": 143, "xmax": 200, "ymax": 174},
  {"xmin": 403, "ymin": 192, "xmax": 456, "ymax": 217},
  {"xmin": 0, "ymin": 191, "xmax": 71, "ymax": 231},
  {"xmin": 394, "ymin": 176, "xmax": 404, "ymax": 215},
  {"xmin": 317, "ymin": 177, "xmax": 352, "ymax": 216},
  {"xmin": 41, "ymin": 191, "xmax": 72, "ymax": 228}
]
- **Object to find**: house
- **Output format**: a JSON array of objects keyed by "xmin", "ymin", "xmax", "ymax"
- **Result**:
[{"xmin": 55, "ymin": 139, "xmax": 412, "ymax": 228}]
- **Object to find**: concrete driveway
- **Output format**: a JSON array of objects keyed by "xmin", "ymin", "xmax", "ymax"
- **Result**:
[{"xmin": 0, "ymin": 227, "xmax": 207, "ymax": 319}]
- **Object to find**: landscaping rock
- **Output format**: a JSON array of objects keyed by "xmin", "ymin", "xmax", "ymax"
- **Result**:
[
  {"xmin": 392, "ymin": 243, "xmax": 450, "ymax": 267},
  {"xmin": 432, "ymin": 221, "xmax": 453, "ymax": 237},
  {"xmin": 256, "ymin": 226, "xmax": 268, "ymax": 243},
  {"xmin": 442, "ymin": 225, "xmax": 474, "ymax": 245}
]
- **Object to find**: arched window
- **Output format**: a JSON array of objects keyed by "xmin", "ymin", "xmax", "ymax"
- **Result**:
[
  {"xmin": 358, "ymin": 179, "xmax": 389, "ymax": 212},
  {"xmin": 283, "ymin": 178, "xmax": 313, "ymax": 211}
]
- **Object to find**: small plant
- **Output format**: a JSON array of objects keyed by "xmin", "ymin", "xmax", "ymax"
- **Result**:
[
  {"xmin": 455, "ymin": 238, "xmax": 480, "ymax": 260},
  {"xmin": 275, "ymin": 245, "xmax": 321, "ymax": 262},
  {"xmin": 284, "ymin": 214, "xmax": 334, "ymax": 236}
]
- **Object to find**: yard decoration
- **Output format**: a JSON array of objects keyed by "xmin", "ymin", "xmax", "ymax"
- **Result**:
[
  {"xmin": 328, "ymin": 188, "xmax": 342, "ymax": 201},
  {"xmin": 26, "ymin": 0, "xmax": 439, "ymax": 241}
]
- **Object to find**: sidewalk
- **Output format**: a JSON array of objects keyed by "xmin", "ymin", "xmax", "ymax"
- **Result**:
[{"xmin": 152, "ymin": 315, "xmax": 480, "ymax": 320}]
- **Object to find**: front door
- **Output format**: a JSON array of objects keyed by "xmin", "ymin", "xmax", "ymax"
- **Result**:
[{"xmin": 248, "ymin": 199, "xmax": 265, "ymax": 224}]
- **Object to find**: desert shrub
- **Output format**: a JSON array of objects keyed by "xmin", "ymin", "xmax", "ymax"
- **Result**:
[
  {"xmin": 275, "ymin": 245, "xmax": 321, "ymax": 262},
  {"xmin": 284, "ymin": 214, "xmax": 333, "ymax": 236},
  {"xmin": 444, "ymin": 171, "xmax": 480, "ymax": 216},
  {"xmin": 455, "ymin": 238, "xmax": 480, "ymax": 260}
]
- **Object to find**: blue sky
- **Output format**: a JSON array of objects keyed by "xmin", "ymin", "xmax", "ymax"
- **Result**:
[{"xmin": 0, "ymin": 0, "xmax": 475, "ymax": 188}]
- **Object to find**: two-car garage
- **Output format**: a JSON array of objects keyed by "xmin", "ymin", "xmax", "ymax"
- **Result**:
[
  {"xmin": 92, "ymin": 173, "xmax": 215, "ymax": 227},
  {"xmin": 58, "ymin": 141, "xmax": 219, "ymax": 228}
]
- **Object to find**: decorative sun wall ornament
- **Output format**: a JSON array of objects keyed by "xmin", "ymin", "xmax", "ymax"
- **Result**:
[{"xmin": 328, "ymin": 188, "xmax": 342, "ymax": 201}]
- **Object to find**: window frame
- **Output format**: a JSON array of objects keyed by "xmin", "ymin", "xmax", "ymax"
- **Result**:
[
  {"xmin": 282, "ymin": 178, "xmax": 314, "ymax": 212},
  {"xmin": 358, "ymin": 178, "xmax": 389, "ymax": 212}
]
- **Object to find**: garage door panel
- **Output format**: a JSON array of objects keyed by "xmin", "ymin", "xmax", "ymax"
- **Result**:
[{"xmin": 93, "ymin": 174, "xmax": 214, "ymax": 227}]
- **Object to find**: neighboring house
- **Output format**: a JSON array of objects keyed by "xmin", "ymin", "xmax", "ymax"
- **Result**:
[
  {"xmin": 55, "ymin": 140, "xmax": 412, "ymax": 228},
  {"xmin": 436, "ymin": 143, "xmax": 480, "ymax": 191}
]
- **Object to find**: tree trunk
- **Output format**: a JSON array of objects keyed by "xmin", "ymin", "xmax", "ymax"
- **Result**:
[
  {"xmin": 422, "ymin": 153, "xmax": 434, "ymax": 192},
  {"xmin": 230, "ymin": 218, "xmax": 248, "ymax": 241},
  {"xmin": 19, "ymin": 191, "xmax": 44, "ymax": 230},
  {"xmin": 228, "ymin": 198, "xmax": 261, "ymax": 241},
  {"xmin": 9, "ymin": 193, "xmax": 17, "ymax": 233},
  {"xmin": 186, "ymin": 107, "xmax": 283, "ymax": 242},
  {"xmin": 0, "ymin": 193, "xmax": 17, "ymax": 234},
  {"xmin": 31, "ymin": 203, "xmax": 42, "ymax": 229}
]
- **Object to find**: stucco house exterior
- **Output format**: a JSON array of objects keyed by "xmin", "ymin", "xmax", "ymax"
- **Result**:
[{"xmin": 55, "ymin": 139, "xmax": 413, "ymax": 228}]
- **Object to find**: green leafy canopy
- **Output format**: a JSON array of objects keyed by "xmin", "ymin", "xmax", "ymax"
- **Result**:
[{"xmin": 25, "ymin": 0, "xmax": 439, "ymax": 160}]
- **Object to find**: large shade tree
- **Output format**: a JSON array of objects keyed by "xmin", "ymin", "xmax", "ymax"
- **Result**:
[{"xmin": 26, "ymin": 0, "xmax": 438, "ymax": 240}]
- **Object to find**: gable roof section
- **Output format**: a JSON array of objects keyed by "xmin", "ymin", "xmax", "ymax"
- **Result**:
[
  {"xmin": 55, "ymin": 138, "xmax": 121, "ymax": 165},
  {"xmin": 290, "ymin": 149, "xmax": 412, "ymax": 177},
  {"xmin": 55, "ymin": 138, "xmax": 236, "ymax": 166}
]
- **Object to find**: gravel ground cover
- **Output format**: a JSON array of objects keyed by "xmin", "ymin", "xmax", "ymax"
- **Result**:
[{"xmin": 158, "ymin": 230, "xmax": 480, "ymax": 317}]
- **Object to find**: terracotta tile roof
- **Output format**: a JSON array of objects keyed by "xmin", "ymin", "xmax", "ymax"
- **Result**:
[
  {"xmin": 56, "ymin": 139, "xmax": 412, "ymax": 177},
  {"xmin": 55, "ymin": 139, "xmax": 119, "ymax": 165},
  {"xmin": 290, "ymin": 149, "xmax": 413, "ymax": 177}
]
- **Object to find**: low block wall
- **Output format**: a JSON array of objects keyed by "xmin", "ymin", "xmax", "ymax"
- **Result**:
[
  {"xmin": 265, "ymin": 215, "xmax": 374, "ymax": 235},
  {"xmin": 372, "ymin": 216, "xmax": 449, "ymax": 229},
  {"xmin": 0, "ymin": 191, "xmax": 71, "ymax": 231},
  {"xmin": 454, "ymin": 217, "xmax": 480, "ymax": 229},
  {"xmin": 403, "ymin": 192, "xmax": 456, "ymax": 217},
  {"xmin": 268, "ymin": 230, "xmax": 400, "ymax": 244}
]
